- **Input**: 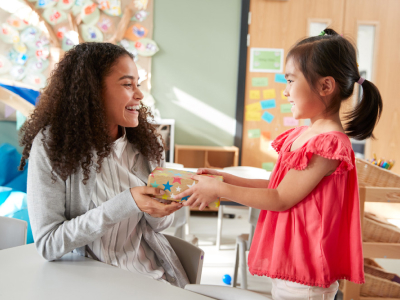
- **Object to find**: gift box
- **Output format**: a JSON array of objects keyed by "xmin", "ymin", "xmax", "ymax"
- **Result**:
[{"xmin": 147, "ymin": 167, "xmax": 223, "ymax": 208}]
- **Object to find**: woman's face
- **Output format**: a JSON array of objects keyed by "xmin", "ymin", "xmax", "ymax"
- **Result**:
[{"xmin": 103, "ymin": 55, "xmax": 143, "ymax": 140}]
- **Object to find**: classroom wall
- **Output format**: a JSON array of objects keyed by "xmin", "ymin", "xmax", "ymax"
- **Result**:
[
  {"xmin": 151, "ymin": 0, "xmax": 241, "ymax": 147},
  {"xmin": 0, "ymin": 121, "xmax": 22, "ymax": 153}
]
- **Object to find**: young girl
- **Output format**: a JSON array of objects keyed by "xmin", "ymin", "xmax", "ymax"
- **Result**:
[
  {"xmin": 175, "ymin": 28, "xmax": 383, "ymax": 298},
  {"xmin": 19, "ymin": 43, "xmax": 189, "ymax": 288}
]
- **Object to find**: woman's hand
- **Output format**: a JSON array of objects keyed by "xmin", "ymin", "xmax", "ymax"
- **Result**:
[
  {"xmin": 130, "ymin": 186, "xmax": 182, "ymax": 218},
  {"xmin": 173, "ymin": 175, "xmax": 222, "ymax": 210}
]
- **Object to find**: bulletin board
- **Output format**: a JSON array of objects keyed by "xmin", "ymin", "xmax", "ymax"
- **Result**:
[{"xmin": 239, "ymin": 0, "xmax": 346, "ymax": 170}]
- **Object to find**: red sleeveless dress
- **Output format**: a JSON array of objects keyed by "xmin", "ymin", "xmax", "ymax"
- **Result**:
[{"xmin": 248, "ymin": 126, "xmax": 365, "ymax": 288}]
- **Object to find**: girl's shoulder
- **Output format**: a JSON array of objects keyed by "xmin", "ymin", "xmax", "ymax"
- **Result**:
[{"xmin": 282, "ymin": 129, "xmax": 354, "ymax": 173}]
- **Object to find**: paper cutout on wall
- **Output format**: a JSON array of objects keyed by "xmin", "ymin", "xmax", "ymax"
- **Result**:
[
  {"xmin": 16, "ymin": 111, "xmax": 26, "ymax": 131},
  {"xmin": 262, "ymin": 162, "xmax": 274, "ymax": 171},
  {"xmin": 281, "ymin": 90, "xmax": 287, "ymax": 99},
  {"xmin": 9, "ymin": 65, "xmax": 26, "ymax": 80},
  {"xmin": 248, "ymin": 129, "xmax": 261, "ymax": 139},
  {"xmin": 262, "ymin": 131, "xmax": 271, "ymax": 140},
  {"xmin": 119, "ymin": 39, "xmax": 139, "ymax": 62},
  {"xmin": 26, "ymin": 58, "xmax": 49, "ymax": 73},
  {"xmin": 262, "ymin": 89, "xmax": 276, "ymax": 99},
  {"xmin": 260, "ymin": 131, "xmax": 271, "ymax": 151},
  {"xmin": 4, "ymin": 105, "xmax": 15, "ymax": 119},
  {"xmin": 245, "ymin": 111, "xmax": 262, "ymax": 121},
  {"xmin": 36, "ymin": 0, "xmax": 57, "ymax": 9},
  {"xmin": 124, "ymin": 24, "xmax": 148, "ymax": 41},
  {"xmin": 8, "ymin": 49, "xmax": 28, "ymax": 65},
  {"xmin": 22, "ymin": 73, "xmax": 47, "ymax": 89},
  {"xmin": 13, "ymin": 42, "xmax": 27, "ymax": 54},
  {"xmin": 57, "ymin": 0, "xmax": 75, "ymax": 10},
  {"xmin": 249, "ymin": 90, "xmax": 260, "ymax": 100},
  {"xmin": 42, "ymin": 7, "xmax": 68, "ymax": 26},
  {"xmin": 0, "ymin": 24, "xmax": 19, "ymax": 44},
  {"xmin": 0, "ymin": 55, "xmax": 12, "ymax": 75},
  {"xmin": 260, "ymin": 99, "xmax": 276, "ymax": 110},
  {"xmin": 96, "ymin": 16, "xmax": 114, "ymax": 33},
  {"xmin": 81, "ymin": 2, "xmax": 100, "ymax": 25},
  {"xmin": 133, "ymin": 0, "xmax": 149, "ymax": 10},
  {"xmin": 61, "ymin": 31, "xmax": 79, "ymax": 51},
  {"xmin": 280, "ymin": 104, "xmax": 292, "ymax": 113},
  {"xmin": 20, "ymin": 27, "xmax": 40, "ymax": 49},
  {"xmin": 252, "ymin": 77, "xmax": 268, "ymax": 87},
  {"xmin": 131, "ymin": 10, "xmax": 149, "ymax": 22},
  {"xmin": 262, "ymin": 111, "xmax": 274, "ymax": 123},
  {"xmin": 134, "ymin": 38, "xmax": 159, "ymax": 57},
  {"xmin": 34, "ymin": 45, "xmax": 50, "ymax": 61},
  {"xmin": 72, "ymin": 0, "xmax": 90, "ymax": 16},
  {"xmin": 283, "ymin": 117, "xmax": 299, "ymax": 127},
  {"xmin": 100, "ymin": 0, "xmax": 122, "ymax": 16},
  {"xmin": 7, "ymin": 15, "xmax": 29, "ymax": 31},
  {"xmin": 275, "ymin": 73, "xmax": 287, "ymax": 84},
  {"xmin": 246, "ymin": 102, "xmax": 262, "ymax": 112},
  {"xmin": 81, "ymin": 25, "xmax": 103, "ymax": 42}
]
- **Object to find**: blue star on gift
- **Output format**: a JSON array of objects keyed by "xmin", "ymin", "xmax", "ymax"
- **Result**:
[
  {"xmin": 163, "ymin": 181, "xmax": 173, "ymax": 192},
  {"xmin": 151, "ymin": 181, "xmax": 159, "ymax": 188},
  {"xmin": 181, "ymin": 195, "xmax": 190, "ymax": 201}
]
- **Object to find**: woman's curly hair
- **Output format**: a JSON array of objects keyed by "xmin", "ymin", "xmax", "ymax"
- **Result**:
[{"xmin": 19, "ymin": 42, "xmax": 163, "ymax": 184}]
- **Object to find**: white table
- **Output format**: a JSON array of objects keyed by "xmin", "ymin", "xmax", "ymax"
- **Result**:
[{"xmin": 0, "ymin": 244, "xmax": 211, "ymax": 300}]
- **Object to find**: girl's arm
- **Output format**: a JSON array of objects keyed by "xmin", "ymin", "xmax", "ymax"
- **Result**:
[
  {"xmin": 175, "ymin": 154, "xmax": 340, "ymax": 211},
  {"xmin": 197, "ymin": 168, "xmax": 270, "ymax": 188}
]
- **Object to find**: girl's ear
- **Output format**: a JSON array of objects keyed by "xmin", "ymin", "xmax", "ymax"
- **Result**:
[{"xmin": 318, "ymin": 76, "xmax": 336, "ymax": 97}]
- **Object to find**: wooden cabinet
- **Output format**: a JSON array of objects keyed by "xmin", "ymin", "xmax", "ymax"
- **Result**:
[{"xmin": 174, "ymin": 145, "xmax": 239, "ymax": 169}]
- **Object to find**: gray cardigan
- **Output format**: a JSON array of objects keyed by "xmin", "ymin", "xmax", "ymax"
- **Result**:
[{"xmin": 27, "ymin": 129, "xmax": 189, "ymax": 288}]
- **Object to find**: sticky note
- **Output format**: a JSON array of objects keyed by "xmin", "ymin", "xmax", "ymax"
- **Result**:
[
  {"xmin": 262, "ymin": 162, "xmax": 275, "ymax": 171},
  {"xmin": 16, "ymin": 111, "xmax": 26, "ymax": 131},
  {"xmin": 262, "ymin": 111, "xmax": 274, "ymax": 123},
  {"xmin": 263, "ymin": 89, "xmax": 276, "ymax": 99},
  {"xmin": 275, "ymin": 74, "xmax": 287, "ymax": 84},
  {"xmin": 246, "ymin": 102, "xmax": 262, "ymax": 112},
  {"xmin": 250, "ymin": 90, "xmax": 261, "ymax": 100},
  {"xmin": 283, "ymin": 117, "xmax": 299, "ymax": 126},
  {"xmin": 260, "ymin": 99, "xmax": 276, "ymax": 110},
  {"xmin": 261, "ymin": 131, "xmax": 271, "ymax": 140},
  {"xmin": 280, "ymin": 103, "xmax": 292, "ymax": 113},
  {"xmin": 248, "ymin": 129, "xmax": 261, "ymax": 138},
  {"xmin": 245, "ymin": 111, "xmax": 262, "ymax": 121},
  {"xmin": 252, "ymin": 77, "xmax": 268, "ymax": 87},
  {"xmin": 281, "ymin": 90, "xmax": 287, "ymax": 99}
]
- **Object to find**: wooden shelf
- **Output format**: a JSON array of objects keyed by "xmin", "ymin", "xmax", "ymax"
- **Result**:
[
  {"xmin": 342, "ymin": 186, "xmax": 400, "ymax": 300},
  {"xmin": 174, "ymin": 145, "xmax": 239, "ymax": 169}
]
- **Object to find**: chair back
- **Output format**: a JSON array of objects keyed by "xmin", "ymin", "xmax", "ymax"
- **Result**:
[
  {"xmin": 164, "ymin": 234, "xmax": 204, "ymax": 284},
  {"xmin": 0, "ymin": 216, "xmax": 27, "ymax": 250},
  {"xmin": 248, "ymin": 207, "xmax": 260, "ymax": 246}
]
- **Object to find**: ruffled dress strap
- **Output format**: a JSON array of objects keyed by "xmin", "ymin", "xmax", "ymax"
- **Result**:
[
  {"xmin": 281, "ymin": 132, "xmax": 354, "ymax": 174},
  {"xmin": 271, "ymin": 127, "xmax": 299, "ymax": 154}
]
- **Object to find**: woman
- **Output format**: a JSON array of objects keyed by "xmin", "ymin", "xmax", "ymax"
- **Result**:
[{"xmin": 19, "ymin": 42, "xmax": 189, "ymax": 288}]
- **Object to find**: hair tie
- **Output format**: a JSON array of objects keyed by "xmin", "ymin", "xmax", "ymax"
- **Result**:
[
  {"xmin": 357, "ymin": 77, "xmax": 365, "ymax": 85},
  {"xmin": 318, "ymin": 31, "xmax": 326, "ymax": 36}
]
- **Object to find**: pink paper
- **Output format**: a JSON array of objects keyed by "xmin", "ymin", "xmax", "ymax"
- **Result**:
[
  {"xmin": 283, "ymin": 117, "xmax": 299, "ymax": 127},
  {"xmin": 5, "ymin": 105, "xmax": 15, "ymax": 118}
]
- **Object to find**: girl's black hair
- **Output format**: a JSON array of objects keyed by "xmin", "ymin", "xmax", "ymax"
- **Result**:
[{"xmin": 287, "ymin": 28, "xmax": 383, "ymax": 140}]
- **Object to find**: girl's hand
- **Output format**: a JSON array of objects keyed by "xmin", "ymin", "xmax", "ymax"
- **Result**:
[
  {"xmin": 173, "ymin": 175, "xmax": 222, "ymax": 211},
  {"xmin": 130, "ymin": 186, "xmax": 182, "ymax": 218}
]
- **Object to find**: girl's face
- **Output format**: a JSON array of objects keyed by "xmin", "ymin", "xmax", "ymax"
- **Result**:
[
  {"xmin": 103, "ymin": 55, "xmax": 143, "ymax": 140},
  {"xmin": 283, "ymin": 57, "xmax": 326, "ymax": 121}
]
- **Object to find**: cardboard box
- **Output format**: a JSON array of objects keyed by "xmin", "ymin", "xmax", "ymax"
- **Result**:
[{"xmin": 147, "ymin": 167, "xmax": 223, "ymax": 208}]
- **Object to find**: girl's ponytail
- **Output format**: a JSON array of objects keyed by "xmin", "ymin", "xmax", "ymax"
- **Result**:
[{"xmin": 345, "ymin": 79, "xmax": 383, "ymax": 140}]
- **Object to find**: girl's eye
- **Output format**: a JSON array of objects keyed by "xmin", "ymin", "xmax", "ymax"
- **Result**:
[
  {"xmin": 137, "ymin": 84, "xmax": 141, "ymax": 87},
  {"xmin": 287, "ymin": 80, "xmax": 293, "ymax": 84},
  {"xmin": 123, "ymin": 84, "xmax": 132, "ymax": 87}
]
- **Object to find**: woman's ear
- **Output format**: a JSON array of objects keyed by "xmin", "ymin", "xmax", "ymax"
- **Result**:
[{"xmin": 318, "ymin": 76, "xmax": 336, "ymax": 96}]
